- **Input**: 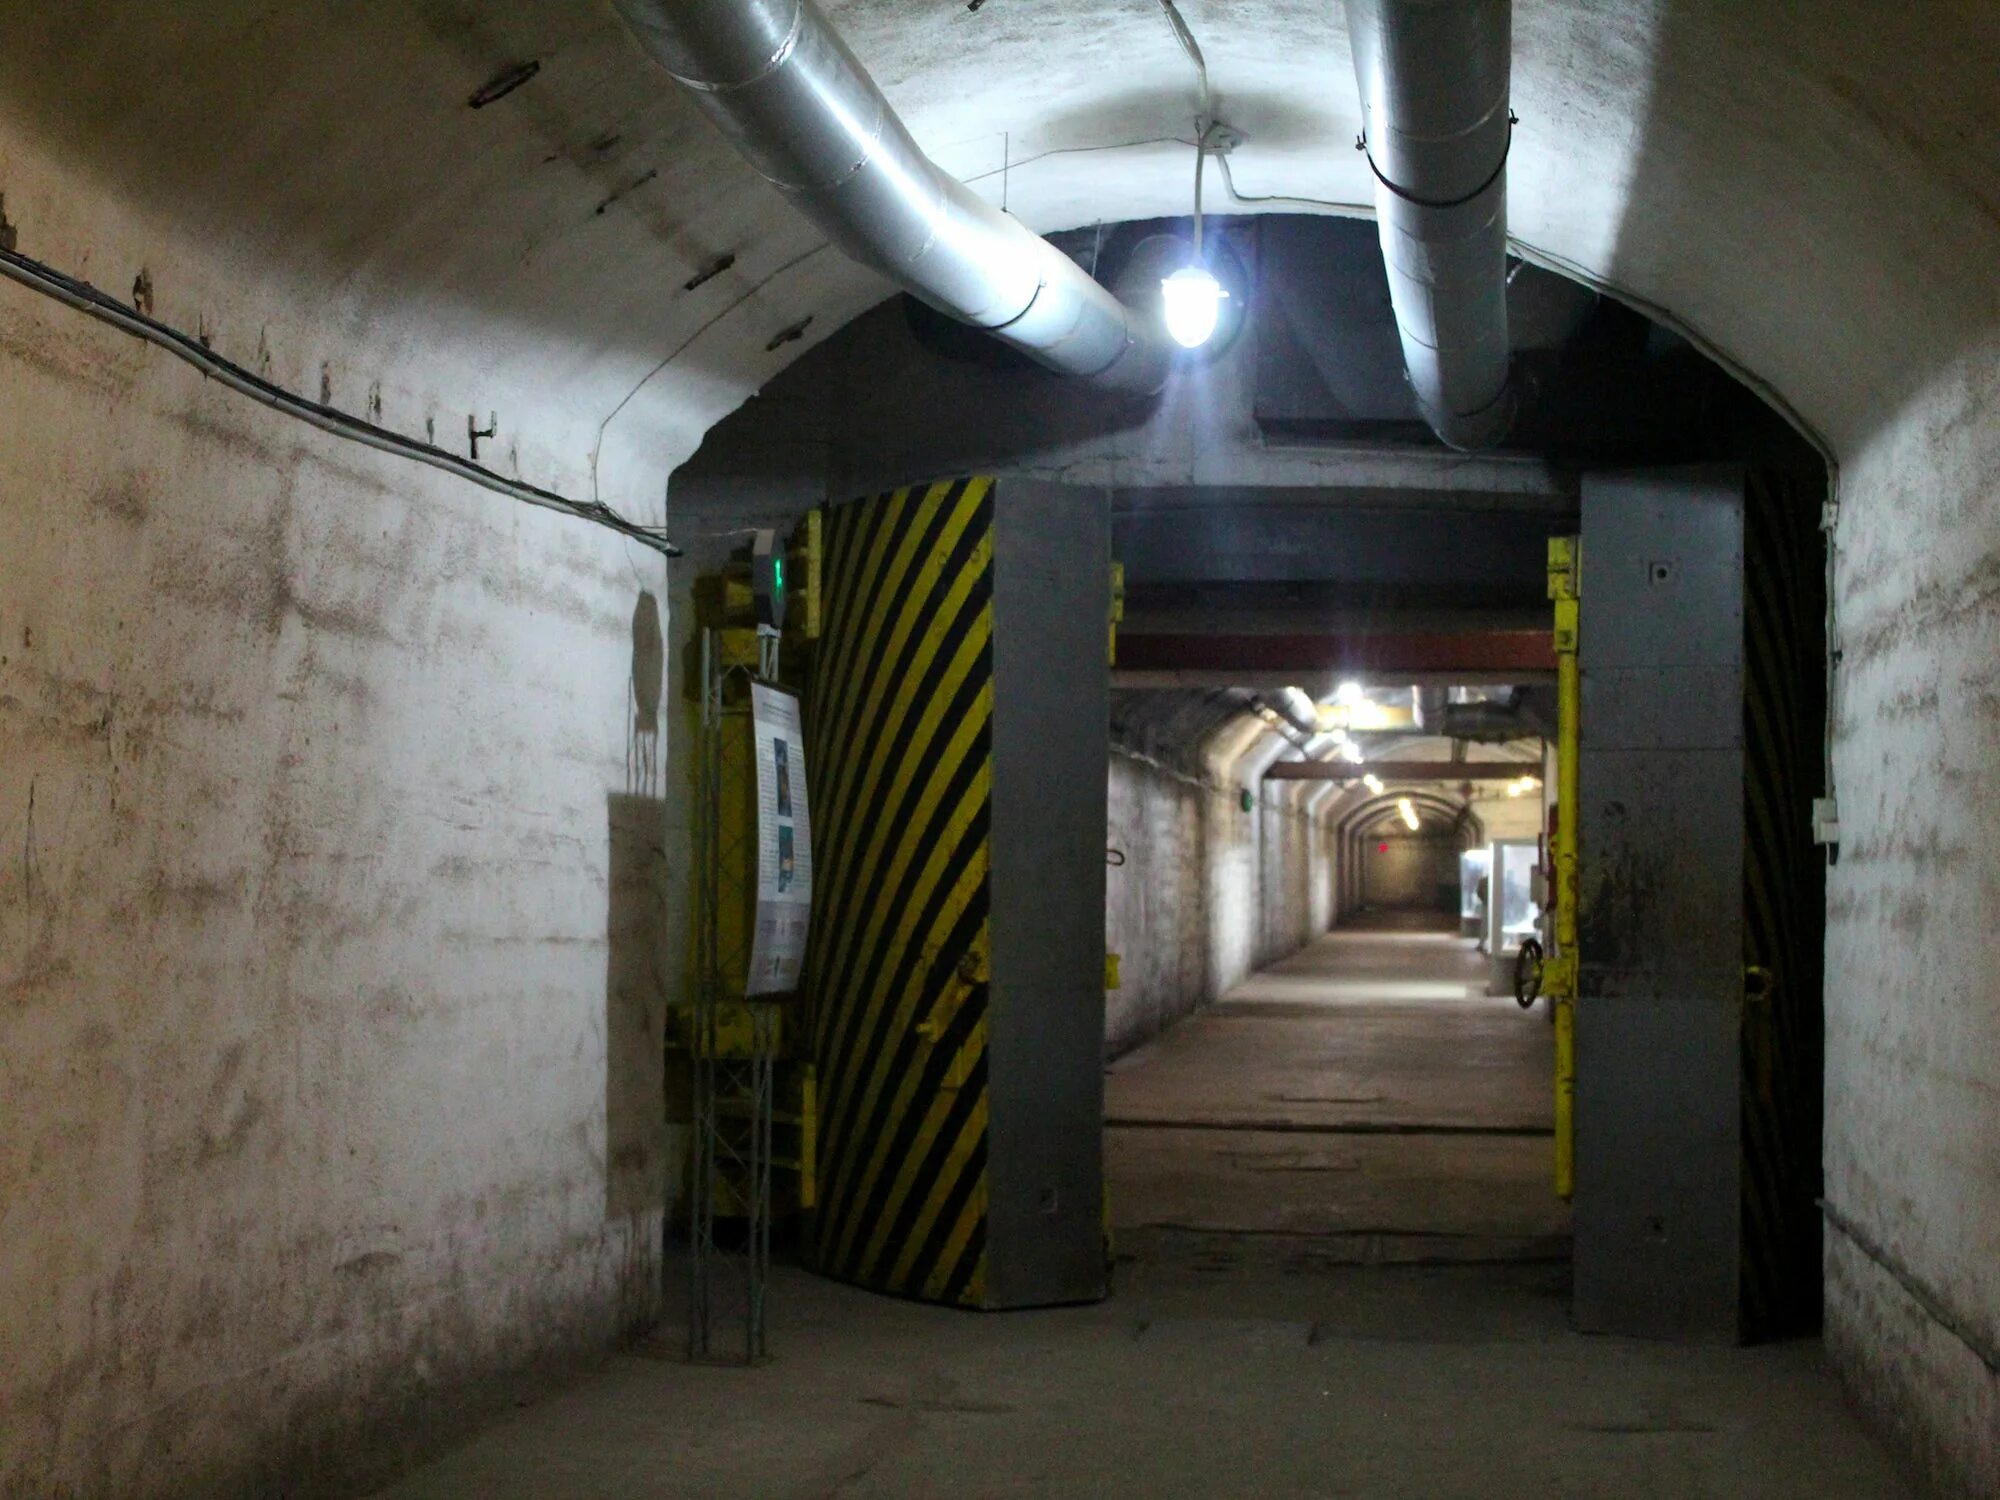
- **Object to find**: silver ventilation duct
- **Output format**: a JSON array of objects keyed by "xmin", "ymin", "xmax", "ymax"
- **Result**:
[
  {"xmin": 1346, "ymin": 0, "xmax": 1517, "ymax": 450},
  {"xmin": 616, "ymin": 0, "xmax": 1171, "ymax": 392}
]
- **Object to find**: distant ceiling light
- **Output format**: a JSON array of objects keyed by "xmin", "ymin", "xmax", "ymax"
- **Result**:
[
  {"xmin": 1363, "ymin": 773, "xmax": 1384, "ymax": 795},
  {"xmin": 1335, "ymin": 680, "xmax": 1365, "ymax": 706},
  {"xmin": 1161, "ymin": 265, "xmax": 1228, "ymax": 349},
  {"xmin": 1506, "ymin": 775, "xmax": 1542, "ymax": 798},
  {"xmin": 1340, "ymin": 741, "xmax": 1366, "ymax": 764},
  {"xmin": 1398, "ymin": 797, "xmax": 1419, "ymax": 831}
]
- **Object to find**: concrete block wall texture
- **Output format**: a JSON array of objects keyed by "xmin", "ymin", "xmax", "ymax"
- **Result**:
[
  {"xmin": 1104, "ymin": 754, "xmax": 1208, "ymax": 1058},
  {"xmin": 1822, "ymin": 354, "xmax": 2000, "ymax": 1498},
  {"xmin": 1105, "ymin": 734, "xmax": 1339, "ymax": 1059},
  {"xmin": 0, "ymin": 129, "xmax": 678, "ymax": 1498}
]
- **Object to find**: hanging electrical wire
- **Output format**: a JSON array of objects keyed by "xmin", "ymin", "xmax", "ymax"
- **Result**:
[
  {"xmin": 0, "ymin": 242, "xmax": 680, "ymax": 557},
  {"xmin": 1155, "ymin": 0, "xmax": 1369, "ymax": 216},
  {"xmin": 1154, "ymin": 0, "xmax": 1213, "ymax": 132}
]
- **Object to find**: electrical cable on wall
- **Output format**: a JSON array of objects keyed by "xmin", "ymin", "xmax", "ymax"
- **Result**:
[{"xmin": 0, "ymin": 243, "xmax": 680, "ymax": 557}]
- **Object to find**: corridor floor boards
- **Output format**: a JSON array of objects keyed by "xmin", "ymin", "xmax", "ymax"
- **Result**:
[{"xmin": 1104, "ymin": 915, "xmax": 1567, "ymax": 1255}]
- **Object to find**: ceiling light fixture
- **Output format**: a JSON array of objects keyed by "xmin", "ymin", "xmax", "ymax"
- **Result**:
[
  {"xmin": 1160, "ymin": 92, "xmax": 1229, "ymax": 350},
  {"xmin": 1162, "ymin": 265, "xmax": 1226, "ymax": 349},
  {"xmin": 1363, "ymin": 773, "xmax": 1385, "ymax": 795},
  {"xmin": 1335, "ymin": 680, "xmax": 1365, "ymax": 706},
  {"xmin": 1398, "ymin": 797, "xmax": 1420, "ymax": 831}
]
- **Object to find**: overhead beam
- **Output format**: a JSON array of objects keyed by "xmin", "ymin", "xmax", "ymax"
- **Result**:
[
  {"xmin": 1113, "ymin": 502, "xmax": 1556, "ymax": 592},
  {"xmin": 1264, "ymin": 760, "xmax": 1539, "ymax": 782},
  {"xmin": 1114, "ymin": 629, "xmax": 1557, "ymax": 675},
  {"xmin": 1111, "ymin": 668, "xmax": 1550, "ymax": 690}
]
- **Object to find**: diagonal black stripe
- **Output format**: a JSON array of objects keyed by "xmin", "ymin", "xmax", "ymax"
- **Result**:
[
  {"xmin": 810, "ymin": 518, "xmax": 991, "ymax": 1080},
  {"xmin": 817, "ymin": 480, "xmax": 979, "ymax": 878},
  {"xmin": 890, "ymin": 1084, "xmax": 992, "ymax": 1301},
  {"xmin": 820, "ymin": 488, "xmax": 916, "ymax": 756},
  {"xmin": 818, "ymin": 481, "xmax": 970, "ymax": 830},
  {"xmin": 813, "ymin": 502, "xmax": 991, "ymax": 1014},
  {"xmin": 817, "ymin": 783, "xmax": 989, "ymax": 1231},
  {"xmin": 817, "ymin": 626, "xmax": 993, "ymax": 1093},
  {"xmin": 822, "ymin": 886, "xmax": 989, "ymax": 1253},
  {"xmin": 935, "ymin": 1159, "xmax": 990, "ymax": 1307},
  {"xmin": 857, "ymin": 991, "xmax": 990, "ymax": 1288},
  {"xmin": 817, "ymin": 487, "xmax": 924, "ymax": 795},
  {"xmin": 812, "ymin": 488, "xmax": 926, "ymax": 900},
  {"xmin": 816, "ymin": 700, "xmax": 991, "ymax": 1193}
]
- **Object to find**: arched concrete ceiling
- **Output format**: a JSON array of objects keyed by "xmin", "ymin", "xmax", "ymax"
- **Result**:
[{"xmin": 4, "ymin": 0, "xmax": 1995, "ymax": 529}]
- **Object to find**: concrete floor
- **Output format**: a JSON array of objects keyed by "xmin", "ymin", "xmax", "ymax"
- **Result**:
[
  {"xmin": 367, "ymin": 917, "xmax": 1912, "ymax": 1499},
  {"xmin": 1105, "ymin": 913, "xmax": 1566, "ymax": 1257}
]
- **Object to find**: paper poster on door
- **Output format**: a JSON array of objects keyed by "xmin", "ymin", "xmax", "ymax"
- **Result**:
[{"xmin": 748, "ymin": 683, "xmax": 813, "ymax": 994}]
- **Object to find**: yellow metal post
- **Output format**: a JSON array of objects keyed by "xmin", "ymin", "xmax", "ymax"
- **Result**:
[
  {"xmin": 1547, "ymin": 536, "xmax": 1582, "ymax": 1201},
  {"xmin": 1108, "ymin": 560, "xmax": 1125, "ymax": 666}
]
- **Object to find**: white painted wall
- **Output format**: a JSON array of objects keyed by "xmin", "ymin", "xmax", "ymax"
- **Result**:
[{"xmin": 0, "ymin": 151, "xmax": 675, "ymax": 1499}]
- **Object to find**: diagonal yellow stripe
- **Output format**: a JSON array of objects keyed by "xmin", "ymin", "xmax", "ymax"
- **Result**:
[
  {"xmin": 816, "ymin": 480, "xmax": 970, "ymax": 844},
  {"xmin": 825, "ymin": 839, "xmax": 990, "ymax": 1270},
  {"xmin": 924, "ymin": 1182, "xmax": 991, "ymax": 1306},
  {"xmin": 878, "ymin": 1029, "xmax": 990, "ymax": 1286},
  {"xmin": 815, "ymin": 590, "xmax": 993, "ymax": 1033},
  {"xmin": 814, "ymin": 685, "xmax": 991, "ymax": 1151},
  {"xmin": 816, "ymin": 485, "xmax": 918, "ymax": 763}
]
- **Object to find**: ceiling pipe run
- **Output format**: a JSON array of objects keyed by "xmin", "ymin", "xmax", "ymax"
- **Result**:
[
  {"xmin": 616, "ymin": 0, "xmax": 1172, "ymax": 392},
  {"xmin": 1345, "ymin": 0, "xmax": 1517, "ymax": 450}
]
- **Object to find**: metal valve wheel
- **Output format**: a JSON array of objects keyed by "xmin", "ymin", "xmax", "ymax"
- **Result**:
[{"xmin": 1514, "ymin": 937, "xmax": 1544, "ymax": 1009}]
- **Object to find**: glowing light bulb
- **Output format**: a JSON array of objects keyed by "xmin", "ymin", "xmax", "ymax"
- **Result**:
[
  {"xmin": 1335, "ymin": 680, "xmax": 1364, "ymax": 706},
  {"xmin": 1160, "ymin": 265, "xmax": 1227, "ymax": 349},
  {"xmin": 1363, "ymin": 774, "xmax": 1384, "ymax": 795},
  {"xmin": 1398, "ymin": 797, "xmax": 1419, "ymax": 831}
]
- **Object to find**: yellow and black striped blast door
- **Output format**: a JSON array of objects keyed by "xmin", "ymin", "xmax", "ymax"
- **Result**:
[
  {"xmin": 806, "ymin": 477, "xmax": 998, "ymax": 1307},
  {"xmin": 805, "ymin": 475, "xmax": 1112, "ymax": 1310}
]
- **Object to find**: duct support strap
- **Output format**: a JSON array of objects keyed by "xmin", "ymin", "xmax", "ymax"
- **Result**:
[{"xmin": 1345, "ymin": 0, "xmax": 1517, "ymax": 450}]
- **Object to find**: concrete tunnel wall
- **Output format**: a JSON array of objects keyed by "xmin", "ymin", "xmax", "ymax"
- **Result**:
[
  {"xmin": 0, "ymin": 76, "xmax": 683, "ymax": 1500},
  {"xmin": 1104, "ymin": 723, "xmax": 1338, "ymax": 1060},
  {"xmin": 2, "ymin": 1, "xmax": 1998, "ymax": 1494}
]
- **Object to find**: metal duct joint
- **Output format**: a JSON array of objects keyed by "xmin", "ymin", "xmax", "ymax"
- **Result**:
[
  {"xmin": 1346, "ymin": 0, "xmax": 1516, "ymax": 450},
  {"xmin": 616, "ymin": 0, "xmax": 1171, "ymax": 392}
]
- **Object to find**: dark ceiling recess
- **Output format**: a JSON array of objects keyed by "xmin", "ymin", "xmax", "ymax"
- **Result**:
[{"xmin": 1254, "ymin": 216, "xmax": 1816, "ymax": 467}]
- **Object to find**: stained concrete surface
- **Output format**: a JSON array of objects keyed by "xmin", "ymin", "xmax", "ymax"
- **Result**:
[
  {"xmin": 368, "ymin": 917, "xmax": 1908, "ymax": 1499},
  {"xmin": 1108, "ymin": 916, "xmax": 1552, "ymax": 1131},
  {"xmin": 1105, "ymin": 915, "xmax": 1563, "ymax": 1257}
]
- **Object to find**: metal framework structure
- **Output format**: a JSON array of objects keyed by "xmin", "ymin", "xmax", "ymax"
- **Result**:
[{"xmin": 687, "ymin": 626, "xmax": 778, "ymax": 1363}]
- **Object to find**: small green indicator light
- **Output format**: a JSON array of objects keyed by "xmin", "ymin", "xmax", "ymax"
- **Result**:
[{"xmin": 773, "ymin": 558, "xmax": 785, "ymax": 592}]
